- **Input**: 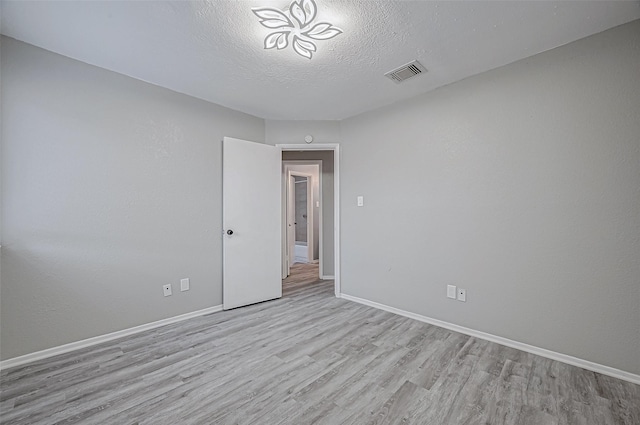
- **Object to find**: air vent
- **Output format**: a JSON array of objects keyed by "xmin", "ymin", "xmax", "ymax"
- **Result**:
[{"xmin": 384, "ymin": 60, "xmax": 427, "ymax": 83}]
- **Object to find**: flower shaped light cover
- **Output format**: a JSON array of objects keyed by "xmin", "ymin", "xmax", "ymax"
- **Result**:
[{"xmin": 252, "ymin": 0, "xmax": 342, "ymax": 59}]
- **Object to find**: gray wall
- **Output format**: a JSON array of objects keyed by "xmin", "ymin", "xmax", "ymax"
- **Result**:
[
  {"xmin": 2, "ymin": 19, "xmax": 639, "ymax": 377},
  {"xmin": 339, "ymin": 20, "xmax": 640, "ymax": 375},
  {"xmin": 0, "ymin": 37, "xmax": 264, "ymax": 360},
  {"xmin": 266, "ymin": 120, "xmax": 340, "ymax": 146}
]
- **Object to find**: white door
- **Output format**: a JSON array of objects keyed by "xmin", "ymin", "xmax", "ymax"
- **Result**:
[{"xmin": 223, "ymin": 137, "xmax": 281, "ymax": 310}]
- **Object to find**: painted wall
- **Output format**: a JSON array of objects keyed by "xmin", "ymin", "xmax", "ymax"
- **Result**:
[
  {"xmin": 0, "ymin": 37, "xmax": 265, "ymax": 360},
  {"xmin": 266, "ymin": 120, "xmax": 340, "ymax": 146},
  {"xmin": 339, "ymin": 21, "xmax": 640, "ymax": 375}
]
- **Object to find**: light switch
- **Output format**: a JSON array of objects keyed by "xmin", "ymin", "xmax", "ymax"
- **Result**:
[
  {"xmin": 357, "ymin": 196, "xmax": 364, "ymax": 207},
  {"xmin": 180, "ymin": 278, "xmax": 190, "ymax": 292},
  {"xmin": 447, "ymin": 285, "xmax": 457, "ymax": 299}
]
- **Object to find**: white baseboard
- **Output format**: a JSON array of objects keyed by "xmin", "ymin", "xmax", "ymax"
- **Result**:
[
  {"xmin": 321, "ymin": 275, "xmax": 335, "ymax": 280},
  {"xmin": 340, "ymin": 293, "xmax": 640, "ymax": 385},
  {"xmin": 0, "ymin": 305, "xmax": 223, "ymax": 371}
]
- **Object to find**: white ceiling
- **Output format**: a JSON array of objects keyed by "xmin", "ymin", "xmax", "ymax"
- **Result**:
[{"xmin": 2, "ymin": 1, "xmax": 639, "ymax": 120}]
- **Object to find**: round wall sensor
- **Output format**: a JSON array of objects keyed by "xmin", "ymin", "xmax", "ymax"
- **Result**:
[{"xmin": 304, "ymin": 135, "xmax": 313, "ymax": 144}]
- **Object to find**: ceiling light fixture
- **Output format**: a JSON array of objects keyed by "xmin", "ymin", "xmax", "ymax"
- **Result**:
[{"xmin": 252, "ymin": 0, "xmax": 342, "ymax": 60}]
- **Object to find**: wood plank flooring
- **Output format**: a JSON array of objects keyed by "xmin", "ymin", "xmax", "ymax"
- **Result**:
[
  {"xmin": 1, "ymin": 263, "xmax": 638, "ymax": 424},
  {"xmin": 282, "ymin": 262, "xmax": 326, "ymax": 295}
]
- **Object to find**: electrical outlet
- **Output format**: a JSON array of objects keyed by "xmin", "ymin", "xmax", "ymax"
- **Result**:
[
  {"xmin": 457, "ymin": 288, "xmax": 467, "ymax": 302},
  {"xmin": 447, "ymin": 285, "xmax": 457, "ymax": 299},
  {"xmin": 163, "ymin": 284, "xmax": 172, "ymax": 297},
  {"xmin": 180, "ymin": 278, "xmax": 190, "ymax": 292}
]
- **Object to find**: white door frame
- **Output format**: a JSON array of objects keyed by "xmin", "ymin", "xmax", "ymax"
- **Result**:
[
  {"xmin": 289, "ymin": 171, "xmax": 315, "ymax": 265},
  {"xmin": 283, "ymin": 162, "xmax": 322, "ymax": 278},
  {"xmin": 278, "ymin": 144, "xmax": 340, "ymax": 297},
  {"xmin": 286, "ymin": 173, "xmax": 295, "ymax": 276}
]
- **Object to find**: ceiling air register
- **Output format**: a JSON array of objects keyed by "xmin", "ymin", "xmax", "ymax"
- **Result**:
[
  {"xmin": 384, "ymin": 60, "xmax": 427, "ymax": 83},
  {"xmin": 252, "ymin": 0, "xmax": 342, "ymax": 59}
]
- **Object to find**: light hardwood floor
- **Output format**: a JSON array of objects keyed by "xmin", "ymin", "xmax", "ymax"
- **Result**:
[
  {"xmin": 1, "ymin": 263, "xmax": 638, "ymax": 424},
  {"xmin": 282, "ymin": 262, "xmax": 326, "ymax": 295}
]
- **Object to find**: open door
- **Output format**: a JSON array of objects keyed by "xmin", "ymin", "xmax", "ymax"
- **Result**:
[{"xmin": 223, "ymin": 137, "xmax": 281, "ymax": 310}]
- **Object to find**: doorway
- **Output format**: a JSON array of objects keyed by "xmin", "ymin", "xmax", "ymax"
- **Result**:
[
  {"xmin": 292, "ymin": 174, "xmax": 314, "ymax": 264},
  {"xmin": 279, "ymin": 144, "xmax": 340, "ymax": 297},
  {"xmin": 283, "ymin": 162, "xmax": 320, "ymax": 276},
  {"xmin": 293, "ymin": 175, "xmax": 309, "ymax": 262}
]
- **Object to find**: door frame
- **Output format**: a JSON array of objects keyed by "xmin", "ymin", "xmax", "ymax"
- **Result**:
[
  {"xmin": 278, "ymin": 144, "xmax": 340, "ymax": 297},
  {"xmin": 288, "ymin": 170, "xmax": 315, "ymax": 267},
  {"xmin": 283, "ymin": 162, "xmax": 322, "ymax": 278}
]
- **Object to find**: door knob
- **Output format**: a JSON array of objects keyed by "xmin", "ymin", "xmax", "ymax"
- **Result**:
[{"xmin": 226, "ymin": 229, "xmax": 234, "ymax": 235}]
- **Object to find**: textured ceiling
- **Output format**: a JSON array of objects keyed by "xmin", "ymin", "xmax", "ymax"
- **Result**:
[{"xmin": 2, "ymin": 1, "xmax": 639, "ymax": 120}]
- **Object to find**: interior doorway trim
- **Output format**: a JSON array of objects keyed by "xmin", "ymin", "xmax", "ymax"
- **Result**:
[
  {"xmin": 283, "ymin": 163, "xmax": 321, "ymax": 278},
  {"xmin": 277, "ymin": 143, "xmax": 341, "ymax": 297}
]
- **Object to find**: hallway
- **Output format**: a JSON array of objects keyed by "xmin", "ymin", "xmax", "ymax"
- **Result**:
[{"xmin": 282, "ymin": 262, "xmax": 332, "ymax": 296}]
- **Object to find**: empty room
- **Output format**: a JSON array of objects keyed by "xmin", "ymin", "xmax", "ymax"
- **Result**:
[{"xmin": 1, "ymin": 1, "xmax": 639, "ymax": 424}]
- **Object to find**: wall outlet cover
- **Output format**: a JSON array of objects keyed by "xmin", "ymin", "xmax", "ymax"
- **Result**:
[
  {"xmin": 163, "ymin": 284, "xmax": 172, "ymax": 297},
  {"xmin": 457, "ymin": 288, "xmax": 466, "ymax": 302}
]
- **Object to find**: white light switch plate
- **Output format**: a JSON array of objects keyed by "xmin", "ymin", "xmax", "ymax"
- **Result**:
[
  {"xmin": 163, "ymin": 284, "xmax": 172, "ymax": 297},
  {"xmin": 357, "ymin": 196, "xmax": 364, "ymax": 207},
  {"xmin": 180, "ymin": 278, "xmax": 190, "ymax": 292},
  {"xmin": 447, "ymin": 285, "xmax": 457, "ymax": 299}
]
